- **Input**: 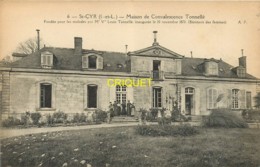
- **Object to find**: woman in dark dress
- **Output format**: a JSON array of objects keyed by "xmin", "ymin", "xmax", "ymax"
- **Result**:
[
  {"xmin": 121, "ymin": 101, "xmax": 127, "ymax": 115},
  {"xmin": 113, "ymin": 101, "xmax": 118, "ymax": 116}
]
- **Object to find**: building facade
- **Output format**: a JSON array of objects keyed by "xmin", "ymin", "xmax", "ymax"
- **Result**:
[{"xmin": 0, "ymin": 32, "xmax": 259, "ymax": 119}]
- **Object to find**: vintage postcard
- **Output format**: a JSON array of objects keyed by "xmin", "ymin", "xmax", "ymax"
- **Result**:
[{"xmin": 0, "ymin": 1, "xmax": 260, "ymax": 167}]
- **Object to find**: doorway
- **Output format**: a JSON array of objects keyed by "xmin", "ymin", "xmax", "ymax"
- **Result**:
[{"xmin": 185, "ymin": 87, "xmax": 194, "ymax": 115}]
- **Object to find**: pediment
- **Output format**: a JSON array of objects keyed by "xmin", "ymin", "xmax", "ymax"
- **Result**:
[
  {"xmin": 128, "ymin": 45, "xmax": 184, "ymax": 59},
  {"xmin": 41, "ymin": 51, "xmax": 53, "ymax": 55}
]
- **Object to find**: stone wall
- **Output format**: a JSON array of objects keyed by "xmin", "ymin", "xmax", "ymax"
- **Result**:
[
  {"xmin": 8, "ymin": 72, "xmax": 135, "ymax": 115},
  {"xmin": 2, "ymin": 70, "xmax": 258, "ymax": 118}
]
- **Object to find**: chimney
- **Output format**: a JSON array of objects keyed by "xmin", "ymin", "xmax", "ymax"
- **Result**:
[
  {"xmin": 36, "ymin": 29, "xmax": 40, "ymax": 51},
  {"xmin": 125, "ymin": 45, "xmax": 128, "ymax": 54},
  {"xmin": 152, "ymin": 31, "xmax": 159, "ymax": 46},
  {"xmin": 74, "ymin": 37, "xmax": 82, "ymax": 55},
  {"xmin": 239, "ymin": 49, "xmax": 246, "ymax": 68}
]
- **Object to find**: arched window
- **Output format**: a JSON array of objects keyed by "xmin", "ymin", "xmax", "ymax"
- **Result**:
[
  {"xmin": 185, "ymin": 87, "xmax": 194, "ymax": 94},
  {"xmin": 185, "ymin": 87, "xmax": 194, "ymax": 115},
  {"xmin": 88, "ymin": 55, "xmax": 97, "ymax": 69}
]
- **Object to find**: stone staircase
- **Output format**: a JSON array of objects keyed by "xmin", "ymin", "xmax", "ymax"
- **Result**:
[{"xmin": 111, "ymin": 116, "xmax": 138, "ymax": 123}]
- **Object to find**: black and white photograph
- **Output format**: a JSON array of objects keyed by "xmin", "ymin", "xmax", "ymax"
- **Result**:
[{"xmin": 0, "ymin": 1, "xmax": 260, "ymax": 167}]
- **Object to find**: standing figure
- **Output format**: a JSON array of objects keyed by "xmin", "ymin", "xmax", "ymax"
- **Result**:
[
  {"xmin": 117, "ymin": 102, "xmax": 121, "ymax": 116},
  {"xmin": 121, "ymin": 101, "xmax": 127, "ymax": 115},
  {"xmin": 109, "ymin": 102, "xmax": 114, "ymax": 117},
  {"xmin": 113, "ymin": 101, "xmax": 118, "ymax": 116},
  {"xmin": 127, "ymin": 100, "xmax": 132, "ymax": 116},
  {"xmin": 131, "ymin": 103, "xmax": 136, "ymax": 118}
]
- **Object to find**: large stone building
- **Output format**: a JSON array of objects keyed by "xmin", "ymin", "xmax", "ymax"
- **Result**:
[{"xmin": 0, "ymin": 32, "xmax": 259, "ymax": 119}]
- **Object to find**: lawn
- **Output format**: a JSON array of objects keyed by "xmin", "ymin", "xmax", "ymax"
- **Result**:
[{"xmin": 1, "ymin": 126, "xmax": 260, "ymax": 167}]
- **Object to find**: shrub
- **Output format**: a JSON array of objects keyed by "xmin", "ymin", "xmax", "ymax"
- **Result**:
[
  {"xmin": 30, "ymin": 112, "xmax": 42, "ymax": 125},
  {"xmin": 73, "ymin": 113, "xmax": 87, "ymax": 123},
  {"xmin": 52, "ymin": 111, "xmax": 68, "ymax": 123},
  {"xmin": 136, "ymin": 124, "xmax": 198, "ymax": 137},
  {"xmin": 94, "ymin": 109, "xmax": 107, "ymax": 122},
  {"xmin": 149, "ymin": 108, "xmax": 159, "ymax": 120},
  {"xmin": 2, "ymin": 116, "xmax": 21, "ymax": 127},
  {"xmin": 20, "ymin": 112, "xmax": 30, "ymax": 125},
  {"xmin": 254, "ymin": 92, "xmax": 260, "ymax": 108},
  {"xmin": 242, "ymin": 109, "xmax": 260, "ymax": 122},
  {"xmin": 46, "ymin": 114, "xmax": 54, "ymax": 125},
  {"xmin": 158, "ymin": 117, "xmax": 172, "ymax": 125},
  {"xmin": 203, "ymin": 109, "xmax": 248, "ymax": 128}
]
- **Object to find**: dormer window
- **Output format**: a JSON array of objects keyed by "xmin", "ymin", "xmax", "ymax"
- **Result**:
[
  {"xmin": 237, "ymin": 67, "xmax": 246, "ymax": 78},
  {"xmin": 41, "ymin": 51, "xmax": 53, "ymax": 69},
  {"xmin": 88, "ymin": 55, "xmax": 97, "ymax": 69},
  {"xmin": 82, "ymin": 54, "xmax": 103, "ymax": 70},
  {"xmin": 204, "ymin": 61, "xmax": 219, "ymax": 76}
]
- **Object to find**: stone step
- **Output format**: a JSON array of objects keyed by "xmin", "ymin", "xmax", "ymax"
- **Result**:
[{"xmin": 190, "ymin": 116, "xmax": 203, "ymax": 122}]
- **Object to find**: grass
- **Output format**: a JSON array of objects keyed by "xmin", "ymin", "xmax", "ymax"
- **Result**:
[{"xmin": 1, "ymin": 127, "xmax": 260, "ymax": 167}]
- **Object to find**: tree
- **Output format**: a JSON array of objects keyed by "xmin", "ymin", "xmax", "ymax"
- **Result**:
[
  {"xmin": 254, "ymin": 92, "xmax": 260, "ymax": 108},
  {"xmin": 0, "ymin": 36, "xmax": 44, "ymax": 63},
  {"xmin": 15, "ymin": 37, "xmax": 43, "ymax": 54}
]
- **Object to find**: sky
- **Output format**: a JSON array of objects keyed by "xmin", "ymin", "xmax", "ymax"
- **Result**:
[{"xmin": 0, "ymin": 1, "xmax": 260, "ymax": 78}]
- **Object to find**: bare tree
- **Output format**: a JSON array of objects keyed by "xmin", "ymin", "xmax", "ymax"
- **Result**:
[{"xmin": 15, "ymin": 37, "xmax": 43, "ymax": 54}]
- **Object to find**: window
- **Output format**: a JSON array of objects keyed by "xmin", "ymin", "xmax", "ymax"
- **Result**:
[
  {"xmin": 41, "ymin": 52, "xmax": 53, "ymax": 68},
  {"xmin": 88, "ymin": 55, "xmax": 97, "ymax": 69},
  {"xmin": 185, "ymin": 87, "xmax": 194, "ymax": 115},
  {"xmin": 87, "ymin": 85, "xmax": 98, "ymax": 108},
  {"xmin": 208, "ymin": 63, "xmax": 218, "ymax": 75},
  {"xmin": 232, "ymin": 89, "xmax": 239, "ymax": 109},
  {"xmin": 153, "ymin": 87, "xmax": 162, "ymax": 108},
  {"xmin": 82, "ymin": 54, "xmax": 103, "ymax": 70},
  {"xmin": 205, "ymin": 62, "xmax": 218, "ymax": 75},
  {"xmin": 208, "ymin": 89, "xmax": 218, "ymax": 109},
  {"xmin": 116, "ymin": 85, "xmax": 127, "ymax": 104},
  {"xmin": 185, "ymin": 87, "xmax": 194, "ymax": 94},
  {"xmin": 40, "ymin": 83, "xmax": 52, "ymax": 108},
  {"xmin": 153, "ymin": 60, "xmax": 161, "ymax": 71},
  {"xmin": 246, "ymin": 91, "xmax": 252, "ymax": 109}
]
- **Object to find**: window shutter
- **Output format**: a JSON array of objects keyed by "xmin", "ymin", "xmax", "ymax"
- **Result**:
[
  {"xmin": 97, "ymin": 56, "xmax": 103, "ymax": 70},
  {"xmin": 47, "ymin": 56, "xmax": 51, "ymax": 66},
  {"xmin": 239, "ymin": 90, "xmax": 246, "ymax": 109},
  {"xmin": 227, "ymin": 89, "xmax": 232, "ymax": 109},
  {"xmin": 50, "ymin": 55, "xmax": 53, "ymax": 66},
  {"xmin": 41, "ymin": 54, "xmax": 43, "ymax": 64},
  {"xmin": 82, "ymin": 56, "xmax": 88, "ymax": 68},
  {"xmin": 207, "ymin": 89, "xmax": 211, "ymax": 109},
  {"xmin": 42, "ymin": 55, "xmax": 47, "ymax": 65},
  {"xmin": 213, "ymin": 89, "xmax": 217, "ymax": 108}
]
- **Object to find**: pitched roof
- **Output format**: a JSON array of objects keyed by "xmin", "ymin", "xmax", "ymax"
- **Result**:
[
  {"xmin": 6, "ymin": 47, "xmax": 129, "ymax": 72},
  {"xmin": 182, "ymin": 57, "xmax": 256, "ymax": 79},
  {"xmin": 0, "ymin": 47, "xmax": 257, "ymax": 79}
]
